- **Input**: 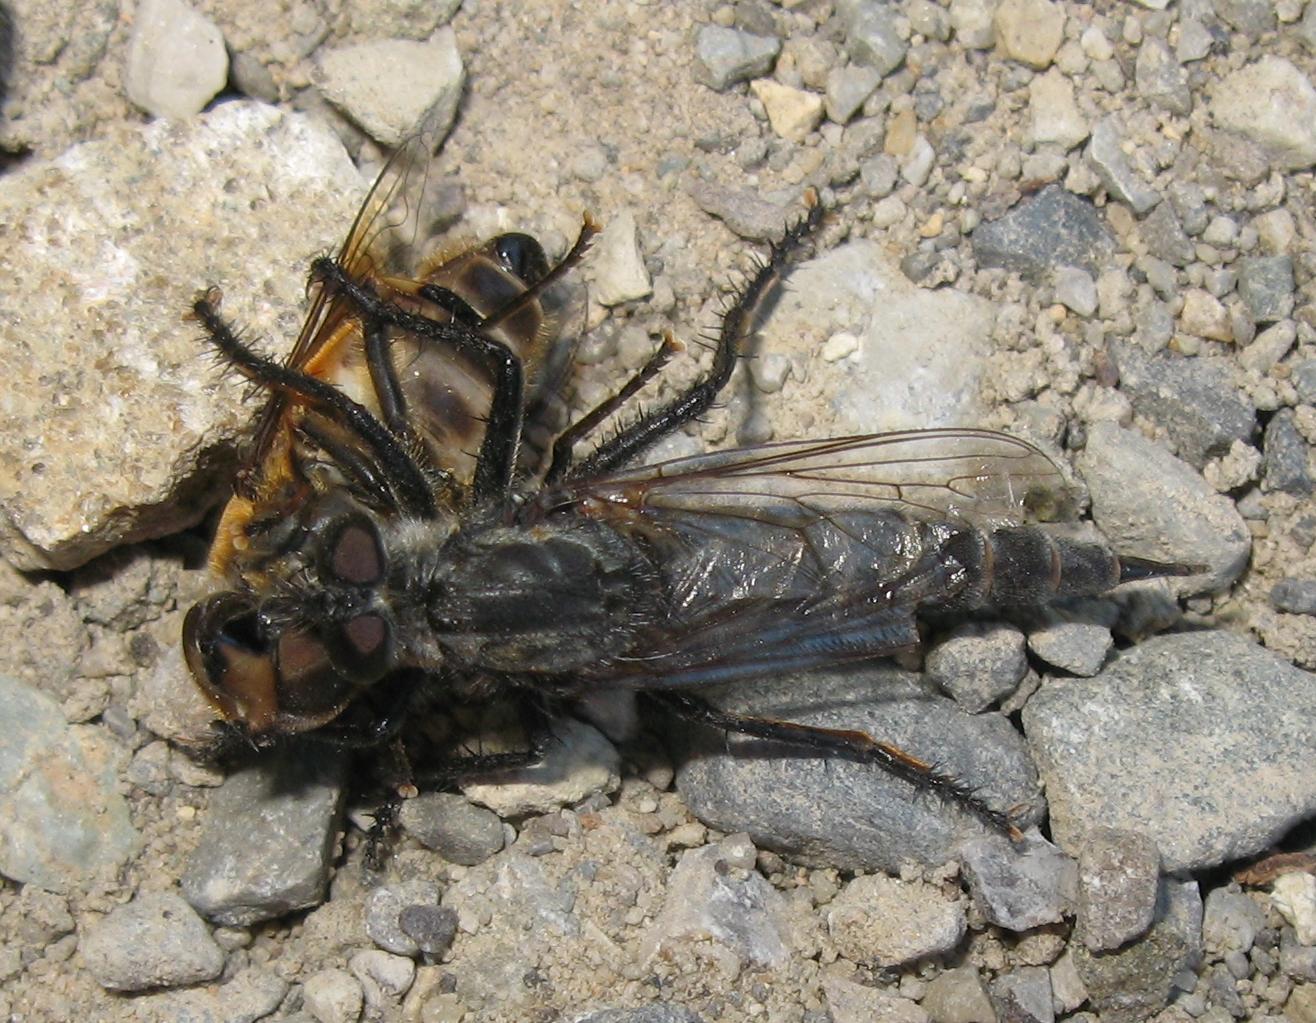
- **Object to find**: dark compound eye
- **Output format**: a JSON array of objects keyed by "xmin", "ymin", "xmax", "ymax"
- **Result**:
[
  {"xmin": 322, "ymin": 516, "xmax": 386, "ymax": 586},
  {"xmin": 492, "ymin": 233, "xmax": 549, "ymax": 287},
  {"xmin": 324, "ymin": 612, "xmax": 394, "ymax": 685}
]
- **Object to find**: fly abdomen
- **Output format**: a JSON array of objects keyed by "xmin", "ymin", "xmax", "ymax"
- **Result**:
[{"xmin": 940, "ymin": 526, "xmax": 1128, "ymax": 608}]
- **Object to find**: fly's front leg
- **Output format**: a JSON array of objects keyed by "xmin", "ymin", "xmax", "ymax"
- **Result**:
[
  {"xmin": 567, "ymin": 194, "xmax": 825, "ymax": 480},
  {"xmin": 310, "ymin": 259, "xmax": 525, "ymax": 503},
  {"xmin": 191, "ymin": 289, "xmax": 437, "ymax": 517},
  {"xmin": 545, "ymin": 331, "xmax": 680, "ymax": 484},
  {"xmin": 654, "ymin": 691, "xmax": 1022, "ymax": 840}
]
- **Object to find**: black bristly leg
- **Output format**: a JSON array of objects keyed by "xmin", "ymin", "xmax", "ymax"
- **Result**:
[
  {"xmin": 191, "ymin": 290, "xmax": 438, "ymax": 519},
  {"xmin": 545, "ymin": 331, "xmax": 680, "ymax": 484},
  {"xmin": 410, "ymin": 694, "xmax": 555, "ymax": 789},
  {"xmin": 310, "ymin": 258, "xmax": 524, "ymax": 504},
  {"xmin": 362, "ymin": 313, "xmax": 411, "ymax": 434},
  {"xmin": 566, "ymin": 196, "xmax": 825, "ymax": 481},
  {"xmin": 652, "ymin": 691, "xmax": 1022, "ymax": 840}
]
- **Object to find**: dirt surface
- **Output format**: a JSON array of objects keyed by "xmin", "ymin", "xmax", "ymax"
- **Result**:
[{"xmin": 2, "ymin": 1, "xmax": 1316, "ymax": 1022}]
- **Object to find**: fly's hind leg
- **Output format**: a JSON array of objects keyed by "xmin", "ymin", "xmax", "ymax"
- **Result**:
[
  {"xmin": 654, "ymin": 691, "xmax": 1023, "ymax": 840},
  {"xmin": 566, "ymin": 193, "xmax": 826, "ymax": 480}
]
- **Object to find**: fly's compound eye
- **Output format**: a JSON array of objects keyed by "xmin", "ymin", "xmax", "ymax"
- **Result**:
[
  {"xmin": 322, "ymin": 611, "xmax": 394, "ymax": 686},
  {"xmin": 183, "ymin": 592, "xmax": 379, "ymax": 734},
  {"xmin": 491, "ymin": 232, "xmax": 549, "ymax": 287},
  {"xmin": 311, "ymin": 514, "xmax": 396, "ymax": 685},
  {"xmin": 319, "ymin": 514, "xmax": 387, "ymax": 586}
]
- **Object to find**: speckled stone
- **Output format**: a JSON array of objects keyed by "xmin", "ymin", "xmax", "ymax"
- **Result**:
[{"xmin": 0, "ymin": 103, "xmax": 362, "ymax": 571}]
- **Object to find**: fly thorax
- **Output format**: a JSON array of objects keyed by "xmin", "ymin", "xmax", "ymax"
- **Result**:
[{"xmin": 426, "ymin": 517, "xmax": 658, "ymax": 674}]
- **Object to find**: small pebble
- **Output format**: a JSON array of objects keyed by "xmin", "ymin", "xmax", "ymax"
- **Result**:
[
  {"xmin": 1270, "ymin": 579, "xmax": 1316, "ymax": 616},
  {"xmin": 592, "ymin": 210, "xmax": 652, "ymax": 306},
  {"xmin": 751, "ymin": 79, "xmax": 824, "ymax": 142},
  {"xmin": 82, "ymin": 892, "xmax": 224, "ymax": 992},
  {"xmin": 303, "ymin": 968, "xmax": 364, "ymax": 1023},
  {"xmin": 695, "ymin": 26, "xmax": 780, "ymax": 92}
]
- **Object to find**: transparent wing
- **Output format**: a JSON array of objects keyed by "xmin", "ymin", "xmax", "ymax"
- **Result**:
[
  {"xmin": 562, "ymin": 429, "xmax": 1078, "ymax": 688},
  {"xmin": 289, "ymin": 134, "xmax": 433, "ymax": 374},
  {"xmin": 567, "ymin": 427, "xmax": 1077, "ymax": 528},
  {"xmin": 242, "ymin": 136, "xmax": 436, "ymax": 479}
]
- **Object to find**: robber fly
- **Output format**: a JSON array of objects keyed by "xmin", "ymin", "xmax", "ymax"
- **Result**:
[{"xmin": 185, "ymin": 137, "xmax": 1193, "ymax": 838}]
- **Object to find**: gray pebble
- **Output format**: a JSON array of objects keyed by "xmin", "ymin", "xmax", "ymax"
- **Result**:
[
  {"xmin": 1223, "ymin": 949, "xmax": 1251, "ymax": 980},
  {"xmin": 1238, "ymin": 256, "xmax": 1295, "ymax": 323},
  {"xmin": 1049, "ymin": 951, "xmax": 1089, "ymax": 1014},
  {"xmin": 908, "ymin": 0, "xmax": 951, "ymax": 41},
  {"xmin": 315, "ymin": 30, "xmax": 464, "ymax": 147},
  {"xmin": 1140, "ymin": 201, "xmax": 1197, "ymax": 267},
  {"xmin": 1293, "ymin": 361, "xmax": 1316, "ymax": 405},
  {"xmin": 687, "ymin": 179, "xmax": 794, "ymax": 240},
  {"xmin": 1075, "ymin": 828, "xmax": 1160, "ymax": 951},
  {"xmin": 1302, "ymin": 0, "xmax": 1316, "ymax": 51},
  {"xmin": 134, "ymin": 966, "xmax": 287, "ymax": 1023},
  {"xmin": 972, "ymin": 184, "xmax": 1114, "ymax": 278},
  {"xmin": 1176, "ymin": 18, "xmax": 1215, "ymax": 62},
  {"xmin": 181, "ymin": 750, "xmax": 345, "ymax": 926},
  {"xmin": 1206, "ymin": 964, "xmax": 1247, "ymax": 1016},
  {"xmin": 1240, "ymin": 321, "xmax": 1297, "ymax": 375},
  {"xmin": 397, "ymin": 904, "xmax": 459, "ymax": 957},
  {"xmin": 922, "ymin": 964, "xmax": 995, "ymax": 1023},
  {"xmin": 826, "ymin": 873, "xmax": 966, "ymax": 967},
  {"xmin": 960, "ymin": 830, "xmax": 1077, "ymax": 931},
  {"xmin": 1112, "ymin": 351, "xmax": 1257, "ymax": 469},
  {"xmin": 749, "ymin": 352, "xmax": 791, "ymax": 394},
  {"xmin": 901, "ymin": 136, "xmax": 935, "ymax": 187},
  {"xmin": 591, "ymin": 210, "xmax": 652, "ymax": 306},
  {"xmin": 1209, "ymin": 57, "xmax": 1316, "ymax": 172},
  {"xmin": 398, "ymin": 792, "xmax": 504, "ymax": 865},
  {"xmin": 1088, "ymin": 116, "xmax": 1160, "ymax": 215},
  {"xmin": 1053, "ymin": 266, "xmax": 1098, "ymax": 317},
  {"xmin": 646, "ymin": 835, "xmax": 789, "ymax": 969},
  {"xmin": 1135, "ymin": 38, "xmax": 1191, "ymax": 115},
  {"xmin": 1215, "ymin": 0, "xmax": 1276, "ymax": 37},
  {"xmin": 1270, "ymin": 578, "xmax": 1316, "ymax": 616},
  {"xmin": 0, "ymin": 675, "xmax": 139, "ymax": 891},
  {"xmin": 577, "ymin": 1007, "xmax": 704, "ymax": 1023},
  {"xmin": 1263, "ymin": 409, "xmax": 1313, "ymax": 496},
  {"xmin": 694, "ymin": 26, "xmax": 780, "ymax": 92},
  {"xmin": 989, "ymin": 966, "xmax": 1054, "ymax": 1023},
  {"xmin": 1280, "ymin": 928, "xmax": 1316, "ymax": 981},
  {"xmin": 302, "ymin": 968, "xmax": 363, "ymax": 1023},
  {"xmin": 1141, "ymin": 255, "xmax": 1179, "ymax": 299},
  {"xmin": 675, "ymin": 667, "xmax": 1043, "ymax": 874},
  {"xmin": 125, "ymin": 0, "xmax": 228, "ymax": 121},
  {"xmin": 858, "ymin": 153, "xmax": 899, "ymax": 199},
  {"xmin": 365, "ymin": 880, "xmax": 444, "ymax": 957},
  {"xmin": 82, "ymin": 892, "xmax": 224, "ymax": 992},
  {"xmin": 348, "ymin": 948, "xmax": 416, "ymax": 1007},
  {"xmin": 825, "ymin": 64, "xmax": 882, "ymax": 125},
  {"xmin": 1023, "ymin": 632, "xmax": 1316, "ymax": 872},
  {"xmin": 1078, "ymin": 421, "xmax": 1251, "ymax": 592},
  {"xmin": 1168, "ymin": 180, "xmax": 1210, "ymax": 236},
  {"xmin": 925, "ymin": 621, "xmax": 1028, "ymax": 712},
  {"xmin": 1071, "ymin": 879, "xmax": 1202, "ymax": 1022},
  {"xmin": 1028, "ymin": 621, "xmax": 1113, "ymax": 677},
  {"xmin": 843, "ymin": 1, "xmax": 907, "ymax": 75},
  {"xmin": 462, "ymin": 716, "xmax": 620, "ymax": 817}
]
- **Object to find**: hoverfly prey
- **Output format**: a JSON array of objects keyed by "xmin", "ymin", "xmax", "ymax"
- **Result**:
[{"xmin": 186, "ymin": 138, "xmax": 1194, "ymax": 837}]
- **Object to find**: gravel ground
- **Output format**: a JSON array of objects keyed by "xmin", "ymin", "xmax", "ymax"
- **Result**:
[{"xmin": 1, "ymin": 1, "xmax": 1316, "ymax": 1022}]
